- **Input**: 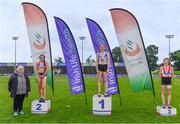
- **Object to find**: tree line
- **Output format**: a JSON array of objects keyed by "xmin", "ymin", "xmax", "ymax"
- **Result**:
[{"xmin": 54, "ymin": 45, "xmax": 180, "ymax": 71}]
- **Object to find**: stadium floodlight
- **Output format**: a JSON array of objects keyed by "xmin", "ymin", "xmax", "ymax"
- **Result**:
[
  {"xmin": 79, "ymin": 36, "xmax": 86, "ymax": 73},
  {"xmin": 165, "ymin": 34, "xmax": 174, "ymax": 58},
  {"xmin": 12, "ymin": 36, "xmax": 19, "ymax": 70}
]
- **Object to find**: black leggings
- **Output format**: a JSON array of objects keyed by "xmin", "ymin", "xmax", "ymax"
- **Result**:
[{"xmin": 13, "ymin": 94, "xmax": 25, "ymax": 112}]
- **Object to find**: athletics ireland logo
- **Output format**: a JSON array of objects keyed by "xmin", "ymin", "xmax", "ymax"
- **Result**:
[
  {"xmin": 125, "ymin": 40, "xmax": 140, "ymax": 56},
  {"xmin": 33, "ymin": 33, "xmax": 46, "ymax": 50}
]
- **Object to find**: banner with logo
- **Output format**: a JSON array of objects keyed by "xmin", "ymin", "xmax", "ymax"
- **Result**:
[
  {"xmin": 110, "ymin": 8, "xmax": 155, "ymax": 95},
  {"xmin": 22, "ymin": 2, "xmax": 54, "ymax": 94},
  {"xmin": 86, "ymin": 18, "xmax": 120, "ymax": 95},
  {"xmin": 54, "ymin": 17, "xmax": 86, "ymax": 95}
]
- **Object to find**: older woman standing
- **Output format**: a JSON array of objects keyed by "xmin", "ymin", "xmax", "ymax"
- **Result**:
[{"xmin": 8, "ymin": 66, "xmax": 31, "ymax": 116}]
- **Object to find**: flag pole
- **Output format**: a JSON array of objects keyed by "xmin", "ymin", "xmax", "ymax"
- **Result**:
[
  {"xmin": 84, "ymin": 86, "xmax": 88, "ymax": 105},
  {"xmin": 79, "ymin": 36, "xmax": 88, "ymax": 105}
]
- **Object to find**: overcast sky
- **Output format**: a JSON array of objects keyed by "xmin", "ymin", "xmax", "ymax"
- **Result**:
[{"xmin": 0, "ymin": 0, "xmax": 180, "ymax": 64}]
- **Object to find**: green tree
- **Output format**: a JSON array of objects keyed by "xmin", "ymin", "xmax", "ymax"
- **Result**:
[
  {"xmin": 86, "ymin": 55, "xmax": 95, "ymax": 64},
  {"xmin": 54, "ymin": 57, "xmax": 64, "ymax": 64},
  {"xmin": 146, "ymin": 45, "xmax": 158, "ymax": 71},
  {"xmin": 111, "ymin": 47, "xmax": 123, "ymax": 62},
  {"xmin": 170, "ymin": 50, "xmax": 180, "ymax": 70}
]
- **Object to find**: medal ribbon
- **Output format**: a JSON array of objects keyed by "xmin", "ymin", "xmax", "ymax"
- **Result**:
[{"xmin": 163, "ymin": 66, "xmax": 171, "ymax": 75}]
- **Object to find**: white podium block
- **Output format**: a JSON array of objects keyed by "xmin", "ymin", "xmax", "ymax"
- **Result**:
[
  {"xmin": 93, "ymin": 95, "xmax": 112, "ymax": 115},
  {"xmin": 157, "ymin": 106, "xmax": 177, "ymax": 116},
  {"xmin": 31, "ymin": 100, "xmax": 51, "ymax": 114}
]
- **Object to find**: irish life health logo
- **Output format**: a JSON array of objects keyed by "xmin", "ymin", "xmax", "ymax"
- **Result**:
[
  {"xmin": 33, "ymin": 33, "xmax": 46, "ymax": 50},
  {"xmin": 125, "ymin": 40, "xmax": 140, "ymax": 56}
]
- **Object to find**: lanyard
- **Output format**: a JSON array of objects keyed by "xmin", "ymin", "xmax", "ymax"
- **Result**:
[
  {"xmin": 163, "ymin": 66, "xmax": 171, "ymax": 74},
  {"xmin": 99, "ymin": 52, "xmax": 107, "ymax": 62}
]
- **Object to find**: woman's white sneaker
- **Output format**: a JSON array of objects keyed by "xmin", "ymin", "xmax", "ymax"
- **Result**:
[
  {"xmin": 19, "ymin": 111, "xmax": 24, "ymax": 115},
  {"xmin": 13, "ymin": 111, "xmax": 18, "ymax": 116}
]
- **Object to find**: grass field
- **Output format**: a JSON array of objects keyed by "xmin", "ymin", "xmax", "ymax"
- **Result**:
[{"xmin": 0, "ymin": 76, "xmax": 180, "ymax": 123}]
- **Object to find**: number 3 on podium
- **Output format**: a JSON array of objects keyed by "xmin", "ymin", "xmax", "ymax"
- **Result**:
[
  {"xmin": 36, "ymin": 103, "xmax": 42, "ymax": 110},
  {"xmin": 168, "ymin": 109, "xmax": 171, "ymax": 114},
  {"xmin": 99, "ymin": 99, "xmax": 104, "ymax": 109}
]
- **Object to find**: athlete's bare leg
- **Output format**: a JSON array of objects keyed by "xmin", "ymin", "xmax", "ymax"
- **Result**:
[
  {"xmin": 42, "ymin": 76, "xmax": 47, "ymax": 99},
  {"xmin": 37, "ymin": 76, "xmax": 42, "ymax": 98},
  {"xmin": 167, "ymin": 85, "xmax": 172, "ymax": 106},
  {"xmin": 161, "ymin": 85, "xmax": 166, "ymax": 106},
  {"xmin": 98, "ymin": 71, "xmax": 102, "ymax": 94},
  {"xmin": 103, "ymin": 71, "xmax": 108, "ymax": 94}
]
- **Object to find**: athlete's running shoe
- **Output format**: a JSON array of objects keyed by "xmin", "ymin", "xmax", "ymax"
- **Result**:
[
  {"xmin": 163, "ymin": 104, "xmax": 166, "ymax": 109},
  {"xmin": 98, "ymin": 92, "xmax": 101, "ymax": 97},
  {"xmin": 42, "ymin": 98, "xmax": 46, "ymax": 103},
  {"xmin": 39, "ymin": 98, "xmax": 43, "ymax": 102},
  {"xmin": 168, "ymin": 104, "xmax": 171, "ymax": 109},
  {"xmin": 104, "ymin": 92, "xmax": 108, "ymax": 97}
]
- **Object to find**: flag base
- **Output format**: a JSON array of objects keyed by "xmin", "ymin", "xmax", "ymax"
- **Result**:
[
  {"xmin": 92, "ymin": 95, "xmax": 112, "ymax": 115},
  {"xmin": 31, "ymin": 100, "xmax": 51, "ymax": 114},
  {"xmin": 157, "ymin": 106, "xmax": 177, "ymax": 116}
]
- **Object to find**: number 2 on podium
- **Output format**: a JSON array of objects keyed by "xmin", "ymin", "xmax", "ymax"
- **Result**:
[
  {"xmin": 36, "ymin": 103, "xmax": 42, "ymax": 110},
  {"xmin": 99, "ymin": 99, "xmax": 104, "ymax": 109}
]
